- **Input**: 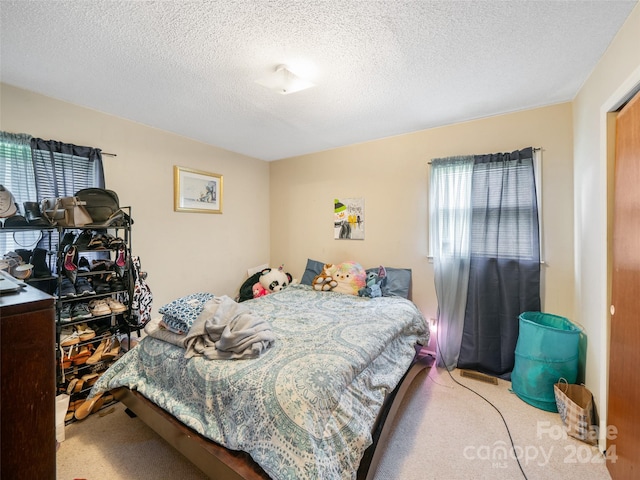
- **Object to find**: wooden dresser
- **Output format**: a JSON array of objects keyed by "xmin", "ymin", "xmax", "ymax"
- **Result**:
[{"xmin": 1, "ymin": 283, "xmax": 56, "ymax": 479}]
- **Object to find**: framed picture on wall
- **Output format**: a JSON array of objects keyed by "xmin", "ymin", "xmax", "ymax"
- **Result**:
[
  {"xmin": 334, "ymin": 197, "xmax": 364, "ymax": 240},
  {"xmin": 174, "ymin": 166, "xmax": 223, "ymax": 214}
]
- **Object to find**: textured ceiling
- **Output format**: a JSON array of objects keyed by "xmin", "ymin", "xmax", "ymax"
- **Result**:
[{"xmin": 0, "ymin": 1, "xmax": 637, "ymax": 161}]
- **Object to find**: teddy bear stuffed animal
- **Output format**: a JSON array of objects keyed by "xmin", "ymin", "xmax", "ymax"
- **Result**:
[
  {"xmin": 252, "ymin": 282, "xmax": 269, "ymax": 298},
  {"xmin": 312, "ymin": 264, "xmax": 338, "ymax": 291}
]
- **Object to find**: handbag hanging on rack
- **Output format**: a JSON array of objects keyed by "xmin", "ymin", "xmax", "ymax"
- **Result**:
[{"xmin": 42, "ymin": 196, "xmax": 93, "ymax": 227}]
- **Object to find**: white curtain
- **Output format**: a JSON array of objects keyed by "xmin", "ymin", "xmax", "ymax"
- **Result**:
[
  {"xmin": 429, "ymin": 156, "xmax": 473, "ymax": 369},
  {"xmin": 0, "ymin": 131, "xmax": 36, "ymax": 252}
]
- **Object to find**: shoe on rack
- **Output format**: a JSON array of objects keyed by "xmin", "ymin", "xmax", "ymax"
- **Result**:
[
  {"xmin": 75, "ymin": 277, "xmax": 96, "ymax": 296},
  {"xmin": 90, "ymin": 396, "xmax": 105, "ymax": 415},
  {"xmin": 78, "ymin": 256, "xmax": 91, "ymax": 273},
  {"xmin": 88, "ymin": 299, "xmax": 111, "ymax": 316},
  {"xmin": 75, "ymin": 323, "xmax": 96, "ymax": 341},
  {"xmin": 59, "ymin": 303, "xmax": 72, "ymax": 322},
  {"xmin": 86, "ymin": 337, "xmax": 110, "ymax": 365},
  {"xmin": 31, "ymin": 247, "xmax": 51, "ymax": 278},
  {"xmin": 93, "ymin": 279, "xmax": 112, "ymax": 294},
  {"xmin": 74, "ymin": 230, "xmax": 93, "ymax": 249},
  {"xmin": 102, "ymin": 337, "xmax": 121, "ymax": 361},
  {"xmin": 88, "ymin": 233, "xmax": 110, "ymax": 250},
  {"xmin": 109, "ymin": 277, "xmax": 126, "ymax": 292},
  {"xmin": 105, "ymin": 297, "xmax": 127, "ymax": 314},
  {"xmin": 66, "ymin": 377, "xmax": 79, "ymax": 395},
  {"xmin": 57, "ymin": 277, "xmax": 77, "ymax": 298},
  {"xmin": 71, "ymin": 304, "xmax": 93, "ymax": 322},
  {"xmin": 23, "ymin": 201, "xmax": 50, "ymax": 226},
  {"xmin": 81, "ymin": 372, "xmax": 101, "ymax": 387},
  {"xmin": 66, "ymin": 376, "xmax": 85, "ymax": 393},
  {"xmin": 109, "ymin": 236, "xmax": 124, "ymax": 247},
  {"xmin": 60, "ymin": 232, "xmax": 76, "ymax": 250},
  {"xmin": 90, "ymin": 258, "xmax": 114, "ymax": 272},
  {"xmin": 61, "ymin": 346, "xmax": 75, "ymax": 369},
  {"xmin": 65, "ymin": 399, "xmax": 84, "ymax": 421},
  {"xmin": 64, "ymin": 406, "xmax": 75, "ymax": 422},
  {"xmin": 63, "ymin": 245, "xmax": 78, "ymax": 284},
  {"xmin": 115, "ymin": 244, "xmax": 126, "ymax": 277},
  {"xmin": 74, "ymin": 393, "xmax": 104, "ymax": 421},
  {"xmin": 73, "ymin": 377, "xmax": 85, "ymax": 392},
  {"xmin": 60, "ymin": 326, "xmax": 80, "ymax": 347},
  {"xmin": 71, "ymin": 345, "xmax": 92, "ymax": 366},
  {"xmin": 15, "ymin": 249, "xmax": 32, "ymax": 263}
]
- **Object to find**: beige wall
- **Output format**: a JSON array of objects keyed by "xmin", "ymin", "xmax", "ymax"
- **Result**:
[
  {"xmin": 572, "ymin": 3, "xmax": 640, "ymax": 443},
  {"xmin": 270, "ymin": 103, "xmax": 576, "ymax": 351},
  {"xmin": 0, "ymin": 83, "xmax": 271, "ymax": 312}
]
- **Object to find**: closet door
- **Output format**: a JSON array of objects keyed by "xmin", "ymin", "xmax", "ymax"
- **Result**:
[{"xmin": 607, "ymin": 89, "xmax": 640, "ymax": 479}]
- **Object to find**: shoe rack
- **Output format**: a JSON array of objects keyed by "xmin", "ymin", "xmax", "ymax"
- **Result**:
[{"xmin": 54, "ymin": 207, "xmax": 134, "ymax": 423}]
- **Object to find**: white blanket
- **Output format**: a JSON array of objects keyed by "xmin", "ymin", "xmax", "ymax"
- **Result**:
[
  {"xmin": 144, "ymin": 317, "xmax": 188, "ymax": 348},
  {"xmin": 184, "ymin": 295, "xmax": 275, "ymax": 360}
]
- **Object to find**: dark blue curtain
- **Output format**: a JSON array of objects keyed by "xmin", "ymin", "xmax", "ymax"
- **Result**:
[
  {"xmin": 30, "ymin": 138, "xmax": 104, "ymax": 199},
  {"xmin": 457, "ymin": 147, "xmax": 541, "ymax": 379}
]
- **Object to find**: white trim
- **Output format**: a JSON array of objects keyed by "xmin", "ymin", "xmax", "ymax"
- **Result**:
[{"xmin": 598, "ymin": 63, "xmax": 640, "ymax": 450}]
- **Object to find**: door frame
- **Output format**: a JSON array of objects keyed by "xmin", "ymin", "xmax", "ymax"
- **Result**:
[{"xmin": 599, "ymin": 64, "xmax": 640, "ymax": 449}]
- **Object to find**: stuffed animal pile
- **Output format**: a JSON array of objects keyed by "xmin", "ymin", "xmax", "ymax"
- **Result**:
[
  {"xmin": 238, "ymin": 266, "xmax": 294, "ymax": 302},
  {"xmin": 311, "ymin": 261, "xmax": 366, "ymax": 296}
]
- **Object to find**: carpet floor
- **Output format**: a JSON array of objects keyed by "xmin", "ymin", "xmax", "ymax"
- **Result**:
[{"xmin": 57, "ymin": 364, "xmax": 612, "ymax": 479}]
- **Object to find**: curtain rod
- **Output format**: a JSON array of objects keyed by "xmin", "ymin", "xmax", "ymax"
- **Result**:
[
  {"xmin": 102, "ymin": 152, "xmax": 117, "ymax": 157},
  {"xmin": 427, "ymin": 147, "xmax": 542, "ymax": 164}
]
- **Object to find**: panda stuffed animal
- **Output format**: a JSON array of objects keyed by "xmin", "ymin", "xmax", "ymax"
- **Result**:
[{"xmin": 238, "ymin": 266, "xmax": 293, "ymax": 302}]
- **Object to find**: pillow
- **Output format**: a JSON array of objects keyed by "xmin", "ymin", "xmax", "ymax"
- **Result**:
[
  {"xmin": 300, "ymin": 258, "xmax": 326, "ymax": 285},
  {"xmin": 158, "ymin": 292, "xmax": 215, "ymax": 331},
  {"xmin": 366, "ymin": 266, "xmax": 412, "ymax": 299}
]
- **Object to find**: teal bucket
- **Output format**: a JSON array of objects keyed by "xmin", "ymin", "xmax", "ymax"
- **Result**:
[{"xmin": 511, "ymin": 312, "xmax": 581, "ymax": 412}]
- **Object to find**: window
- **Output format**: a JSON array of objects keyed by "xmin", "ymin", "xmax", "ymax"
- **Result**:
[
  {"xmin": 469, "ymin": 158, "xmax": 539, "ymax": 260},
  {"xmin": 0, "ymin": 133, "xmax": 104, "ymax": 254},
  {"xmin": 429, "ymin": 150, "xmax": 542, "ymax": 261},
  {"xmin": 0, "ymin": 133, "xmax": 37, "ymax": 212}
]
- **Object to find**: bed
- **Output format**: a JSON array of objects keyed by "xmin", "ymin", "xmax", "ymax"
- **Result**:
[{"xmin": 88, "ymin": 284, "xmax": 430, "ymax": 480}]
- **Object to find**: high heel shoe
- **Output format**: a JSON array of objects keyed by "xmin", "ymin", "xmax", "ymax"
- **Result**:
[
  {"xmin": 63, "ymin": 245, "xmax": 78, "ymax": 284},
  {"xmin": 115, "ymin": 244, "xmax": 126, "ymax": 277}
]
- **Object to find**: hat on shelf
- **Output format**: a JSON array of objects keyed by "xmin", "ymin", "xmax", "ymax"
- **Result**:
[{"xmin": 0, "ymin": 185, "xmax": 18, "ymax": 218}]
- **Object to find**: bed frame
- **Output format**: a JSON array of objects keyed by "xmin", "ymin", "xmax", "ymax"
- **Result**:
[{"xmin": 112, "ymin": 348, "xmax": 434, "ymax": 480}]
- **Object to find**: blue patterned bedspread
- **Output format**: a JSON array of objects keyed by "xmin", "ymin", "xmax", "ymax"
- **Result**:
[{"xmin": 92, "ymin": 285, "xmax": 428, "ymax": 479}]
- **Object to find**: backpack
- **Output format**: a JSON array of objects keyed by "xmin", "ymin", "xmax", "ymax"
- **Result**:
[{"xmin": 128, "ymin": 255, "xmax": 153, "ymax": 328}]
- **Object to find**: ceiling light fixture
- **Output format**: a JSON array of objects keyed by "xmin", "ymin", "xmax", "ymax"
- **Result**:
[{"xmin": 255, "ymin": 64, "xmax": 315, "ymax": 95}]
